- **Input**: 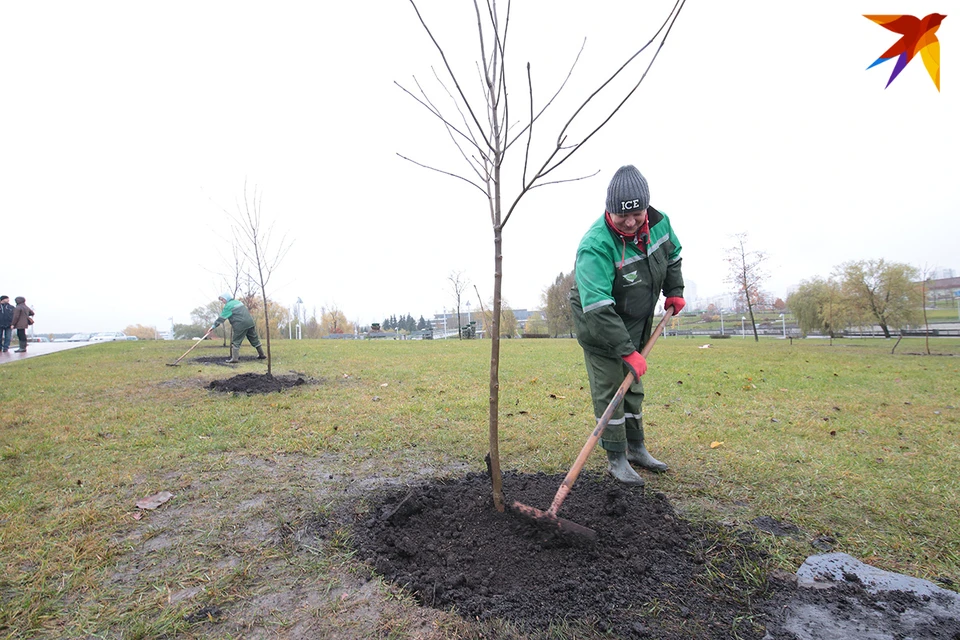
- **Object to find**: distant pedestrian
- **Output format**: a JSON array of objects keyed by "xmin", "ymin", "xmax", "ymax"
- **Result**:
[
  {"xmin": 0, "ymin": 296, "xmax": 14, "ymax": 352},
  {"xmin": 211, "ymin": 293, "xmax": 266, "ymax": 363},
  {"xmin": 11, "ymin": 296, "xmax": 34, "ymax": 353}
]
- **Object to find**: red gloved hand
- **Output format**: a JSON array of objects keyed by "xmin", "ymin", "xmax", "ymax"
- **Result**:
[
  {"xmin": 664, "ymin": 296, "xmax": 685, "ymax": 314},
  {"xmin": 622, "ymin": 351, "xmax": 647, "ymax": 379}
]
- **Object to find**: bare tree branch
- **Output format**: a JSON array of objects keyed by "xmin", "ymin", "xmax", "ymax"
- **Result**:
[
  {"xmin": 509, "ymin": 39, "xmax": 586, "ymax": 158},
  {"xmin": 501, "ymin": 1, "xmax": 686, "ymax": 227},
  {"xmin": 397, "ymin": 73, "xmax": 485, "ymax": 163},
  {"xmin": 406, "ymin": 0, "xmax": 493, "ymax": 150},
  {"xmin": 396, "ymin": 153, "xmax": 487, "ymax": 194},
  {"xmin": 424, "ymin": 69, "xmax": 492, "ymax": 179},
  {"xmin": 544, "ymin": 0, "xmax": 686, "ymax": 177}
]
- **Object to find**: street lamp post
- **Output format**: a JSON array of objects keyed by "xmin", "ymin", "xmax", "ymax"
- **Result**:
[
  {"xmin": 443, "ymin": 308, "xmax": 447, "ymax": 338},
  {"xmin": 741, "ymin": 316, "xmax": 746, "ymax": 338},
  {"xmin": 779, "ymin": 313, "xmax": 786, "ymax": 337},
  {"xmin": 719, "ymin": 309, "xmax": 724, "ymax": 336},
  {"xmin": 296, "ymin": 297, "xmax": 303, "ymax": 340}
]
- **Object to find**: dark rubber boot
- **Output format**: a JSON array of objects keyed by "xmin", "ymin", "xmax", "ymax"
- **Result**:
[
  {"xmin": 225, "ymin": 347, "xmax": 239, "ymax": 363},
  {"xmin": 256, "ymin": 346, "xmax": 266, "ymax": 360},
  {"xmin": 14, "ymin": 340, "xmax": 26, "ymax": 353},
  {"xmin": 606, "ymin": 449, "xmax": 644, "ymax": 486},
  {"xmin": 627, "ymin": 437, "xmax": 669, "ymax": 473}
]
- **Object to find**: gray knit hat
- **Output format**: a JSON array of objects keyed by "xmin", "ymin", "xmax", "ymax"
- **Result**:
[{"xmin": 605, "ymin": 165, "xmax": 650, "ymax": 214}]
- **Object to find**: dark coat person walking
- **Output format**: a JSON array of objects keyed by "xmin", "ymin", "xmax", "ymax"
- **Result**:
[
  {"xmin": 570, "ymin": 165, "xmax": 685, "ymax": 486},
  {"xmin": 11, "ymin": 296, "xmax": 35, "ymax": 353},
  {"xmin": 0, "ymin": 296, "xmax": 14, "ymax": 352}
]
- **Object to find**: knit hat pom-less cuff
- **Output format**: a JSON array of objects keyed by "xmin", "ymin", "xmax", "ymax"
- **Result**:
[{"xmin": 605, "ymin": 165, "xmax": 650, "ymax": 214}]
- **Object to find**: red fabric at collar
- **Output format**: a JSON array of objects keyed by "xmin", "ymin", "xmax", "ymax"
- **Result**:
[{"xmin": 605, "ymin": 212, "xmax": 650, "ymax": 248}]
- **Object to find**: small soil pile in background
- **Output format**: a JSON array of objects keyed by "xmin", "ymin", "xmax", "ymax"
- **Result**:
[{"xmin": 207, "ymin": 372, "xmax": 313, "ymax": 394}]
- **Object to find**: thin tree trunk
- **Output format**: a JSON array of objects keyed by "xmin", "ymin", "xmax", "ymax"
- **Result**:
[
  {"xmin": 891, "ymin": 334, "xmax": 903, "ymax": 354},
  {"xmin": 879, "ymin": 320, "xmax": 891, "ymax": 339},
  {"xmin": 258, "ymin": 263, "xmax": 272, "ymax": 376},
  {"xmin": 741, "ymin": 267, "xmax": 760, "ymax": 342},
  {"xmin": 488, "ymin": 212, "xmax": 504, "ymax": 509}
]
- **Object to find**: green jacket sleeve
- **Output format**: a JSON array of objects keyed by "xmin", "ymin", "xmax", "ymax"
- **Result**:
[
  {"xmin": 213, "ymin": 301, "xmax": 237, "ymax": 328},
  {"xmin": 661, "ymin": 219, "xmax": 684, "ymax": 298},
  {"xmin": 663, "ymin": 257, "xmax": 684, "ymax": 298}
]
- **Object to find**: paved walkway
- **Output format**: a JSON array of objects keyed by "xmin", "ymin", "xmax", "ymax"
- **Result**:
[{"xmin": 0, "ymin": 341, "xmax": 94, "ymax": 363}]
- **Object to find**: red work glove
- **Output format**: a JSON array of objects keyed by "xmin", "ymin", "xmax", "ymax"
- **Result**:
[
  {"xmin": 622, "ymin": 351, "xmax": 647, "ymax": 379},
  {"xmin": 664, "ymin": 296, "xmax": 685, "ymax": 314}
]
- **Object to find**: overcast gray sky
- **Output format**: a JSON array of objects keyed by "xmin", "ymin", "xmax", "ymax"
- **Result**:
[{"xmin": 2, "ymin": 1, "xmax": 957, "ymax": 334}]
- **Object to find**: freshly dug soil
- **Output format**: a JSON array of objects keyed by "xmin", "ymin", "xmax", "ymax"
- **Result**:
[
  {"xmin": 207, "ymin": 372, "xmax": 315, "ymax": 394},
  {"xmin": 349, "ymin": 471, "xmax": 960, "ymax": 639},
  {"xmin": 351, "ymin": 470, "xmax": 770, "ymax": 639}
]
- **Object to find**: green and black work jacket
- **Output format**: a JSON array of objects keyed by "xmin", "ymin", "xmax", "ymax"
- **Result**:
[
  {"xmin": 571, "ymin": 207, "xmax": 684, "ymax": 357},
  {"xmin": 213, "ymin": 299, "xmax": 256, "ymax": 333}
]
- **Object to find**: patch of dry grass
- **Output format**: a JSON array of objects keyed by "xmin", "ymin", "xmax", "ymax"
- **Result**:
[{"xmin": 0, "ymin": 336, "xmax": 957, "ymax": 637}]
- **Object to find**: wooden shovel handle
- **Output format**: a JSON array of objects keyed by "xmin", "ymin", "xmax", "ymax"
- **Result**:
[
  {"xmin": 172, "ymin": 328, "xmax": 213, "ymax": 364},
  {"xmin": 546, "ymin": 307, "xmax": 675, "ymax": 517}
]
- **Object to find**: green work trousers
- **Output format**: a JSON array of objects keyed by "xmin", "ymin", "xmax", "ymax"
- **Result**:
[
  {"xmin": 582, "ymin": 349, "xmax": 644, "ymax": 453},
  {"xmin": 231, "ymin": 326, "xmax": 263, "ymax": 350}
]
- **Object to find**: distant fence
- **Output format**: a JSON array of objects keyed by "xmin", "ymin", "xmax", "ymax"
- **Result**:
[
  {"xmin": 317, "ymin": 327, "xmax": 959, "ymax": 340},
  {"xmin": 665, "ymin": 329, "xmax": 798, "ymax": 338},
  {"xmin": 842, "ymin": 329, "xmax": 960, "ymax": 338},
  {"xmin": 663, "ymin": 328, "xmax": 960, "ymax": 339}
]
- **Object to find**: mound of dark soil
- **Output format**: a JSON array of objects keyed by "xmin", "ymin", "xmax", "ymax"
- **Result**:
[
  {"xmin": 207, "ymin": 372, "xmax": 314, "ymax": 394},
  {"xmin": 348, "ymin": 471, "xmax": 960, "ymax": 639},
  {"xmin": 351, "ymin": 471, "xmax": 770, "ymax": 639}
]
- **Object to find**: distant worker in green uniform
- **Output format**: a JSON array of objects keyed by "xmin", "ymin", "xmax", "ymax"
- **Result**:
[
  {"xmin": 211, "ymin": 293, "xmax": 266, "ymax": 363},
  {"xmin": 571, "ymin": 165, "xmax": 685, "ymax": 486}
]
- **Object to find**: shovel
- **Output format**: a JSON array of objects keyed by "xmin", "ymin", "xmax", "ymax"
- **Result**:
[
  {"xmin": 166, "ymin": 328, "xmax": 214, "ymax": 366},
  {"xmin": 509, "ymin": 307, "xmax": 674, "ymax": 542}
]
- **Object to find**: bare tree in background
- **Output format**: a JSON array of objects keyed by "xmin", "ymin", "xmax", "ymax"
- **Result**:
[
  {"xmin": 224, "ymin": 182, "xmax": 292, "ymax": 376},
  {"xmin": 724, "ymin": 233, "xmax": 768, "ymax": 342},
  {"xmin": 448, "ymin": 270, "xmax": 470, "ymax": 339},
  {"xmin": 401, "ymin": 0, "xmax": 687, "ymax": 510}
]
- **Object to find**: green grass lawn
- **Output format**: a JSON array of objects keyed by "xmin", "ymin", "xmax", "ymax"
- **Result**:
[{"xmin": 1, "ymin": 336, "xmax": 958, "ymax": 638}]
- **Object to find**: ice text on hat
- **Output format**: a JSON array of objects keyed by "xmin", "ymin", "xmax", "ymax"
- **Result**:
[{"xmin": 620, "ymin": 199, "xmax": 644, "ymax": 211}]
